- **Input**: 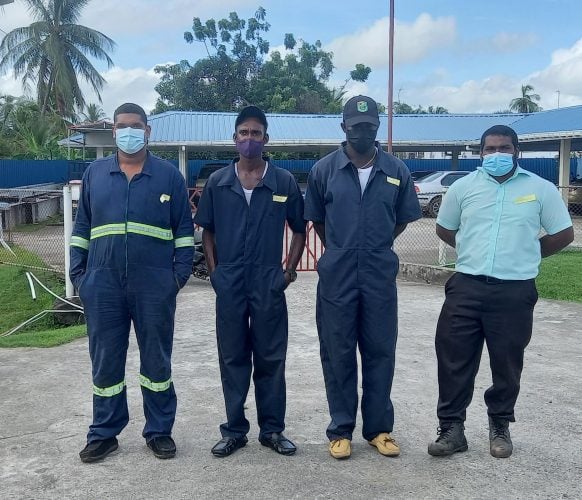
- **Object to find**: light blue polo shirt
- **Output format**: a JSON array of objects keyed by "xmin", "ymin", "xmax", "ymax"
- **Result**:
[{"xmin": 437, "ymin": 166, "xmax": 572, "ymax": 280}]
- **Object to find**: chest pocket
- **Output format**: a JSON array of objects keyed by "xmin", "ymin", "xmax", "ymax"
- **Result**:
[{"xmin": 505, "ymin": 193, "xmax": 540, "ymax": 226}]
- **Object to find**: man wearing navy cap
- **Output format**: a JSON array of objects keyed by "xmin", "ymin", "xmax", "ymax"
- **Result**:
[
  {"xmin": 304, "ymin": 95, "xmax": 422, "ymax": 459},
  {"xmin": 195, "ymin": 105, "xmax": 306, "ymax": 458}
]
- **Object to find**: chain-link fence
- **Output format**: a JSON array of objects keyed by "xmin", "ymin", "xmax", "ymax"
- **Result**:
[
  {"xmin": 1, "ymin": 186, "xmax": 580, "ymax": 279},
  {"xmin": 0, "ymin": 188, "xmax": 66, "ymax": 274}
]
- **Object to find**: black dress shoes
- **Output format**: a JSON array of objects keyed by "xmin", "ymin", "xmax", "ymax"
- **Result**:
[
  {"xmin": 259, "ymin": 433, "xmax": 297, "ymax": 456},
  {"xmin": 79, "ymin": 437, "xmax": 119, "ymax": 463},
  {"xmin": 211, "ymin": 435, "xmax": 248, "ymax": 457},
  {"xmin": 147, "ymin": 436, "xmax": 176, "ymax": 459}
]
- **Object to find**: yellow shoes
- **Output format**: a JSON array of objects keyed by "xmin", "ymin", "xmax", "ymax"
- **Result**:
[
  {"xmin": 368, "ymin": 433, "xmax": 400, "ymax": 457},
  {"xmin": 329, "ymin": 438, "xmax": 351, "ymax": 459}
]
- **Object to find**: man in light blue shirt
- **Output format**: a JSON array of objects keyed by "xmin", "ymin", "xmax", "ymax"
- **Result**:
[{"xmin": 428, "ymin": 125, "xmax": 574, "ymax": 459}]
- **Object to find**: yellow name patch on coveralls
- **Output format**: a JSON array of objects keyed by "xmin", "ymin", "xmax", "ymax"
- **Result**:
[
  {"xmin": 159, "ymin": 194, "xmax": 171, "ymax": 203},
  {"xmin": 272, "ymin": 195, "xmax": 288, "ymax": 202},
  {"xmin": 386, "ymin": 176, "xmax": 400, "ymax": 186}
]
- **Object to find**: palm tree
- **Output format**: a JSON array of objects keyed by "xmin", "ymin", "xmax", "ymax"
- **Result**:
[
  {"xmin": 509, "ymin": 84, "xmax": 542, "ymax": 113},
  {"xmin": 80, "ymin": 102, "xmax": 107, "ymax": 122},
  {"xmin": 0, "ymin": 0, "xmax": 115, "ymax": 119}
]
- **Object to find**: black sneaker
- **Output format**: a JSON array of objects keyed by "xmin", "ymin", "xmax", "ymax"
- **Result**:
[
  {"xmin": 147, "ymin": 436, "xmax": 177, "ymax": 459},
  {"xmin": 79, "ymin": 437, "xmax": 119, "ymax": 463},
  {"xmin": 489, "ymin": 417, "xmax": 513, "ymax": 458},
  {"xmin": 428, "ymin": 422, "xmax": 468, "ymax": 457}
]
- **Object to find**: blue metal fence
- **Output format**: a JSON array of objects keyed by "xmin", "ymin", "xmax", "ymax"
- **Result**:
[{"xmin": 0, "ymin": 157, "xmax": 577, "ymax": 189}]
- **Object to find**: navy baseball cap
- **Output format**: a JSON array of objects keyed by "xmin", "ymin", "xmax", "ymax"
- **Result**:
[{"xmin": 343, "ymin": 95, "xmax": 380, "ymax": 127}]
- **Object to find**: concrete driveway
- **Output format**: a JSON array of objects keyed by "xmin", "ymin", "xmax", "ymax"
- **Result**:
[{"xmin": 1, "ymin": 273, "xmax": 581, "ymax": 499}]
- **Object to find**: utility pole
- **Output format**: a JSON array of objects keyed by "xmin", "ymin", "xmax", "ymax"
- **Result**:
[
  {"xmin": 387, "ymin": 0, "xmax": 395, "ymax": 153},
  {"xmin": 556, "ymin": 90, "xmax": 560, "ymax": 109}
]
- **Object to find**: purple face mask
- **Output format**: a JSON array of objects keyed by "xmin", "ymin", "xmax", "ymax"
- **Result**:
[{"xmin": 236, "ymin": 139, "xmax": 264, "ymax": 159}]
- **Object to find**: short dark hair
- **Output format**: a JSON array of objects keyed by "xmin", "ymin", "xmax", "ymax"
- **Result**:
[
  {"xmin": 480, "ymin": 125, "xmax": 519, "ymax": 151},
  {"xmin": 114, "ymin": 103, "xmax": 147, "ymax": 125},
  {"xmin": 235, "ymin": 105, "xmax": 268, "ymax": 131}
]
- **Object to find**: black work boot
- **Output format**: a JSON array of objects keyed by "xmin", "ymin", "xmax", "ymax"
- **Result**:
[
  {"xmin": 489, "ymin": 417, "xmax": 513, "ymax": 458},
  {"xmin": 79, "ymin": 437, "xmax": 118, "ymax": 463},
  {"xmin": 428, "ymin": 422, "xmax": 468, "ymax": 457}
]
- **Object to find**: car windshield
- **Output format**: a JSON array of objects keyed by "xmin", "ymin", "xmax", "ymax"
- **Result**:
[{"xmin": 416, "ymin": 172, "xmax": 443, "ymax": 183}]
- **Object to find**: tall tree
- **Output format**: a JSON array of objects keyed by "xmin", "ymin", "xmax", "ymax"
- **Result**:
[
  {"xmin": 0, "ymin": 0, "xmax": 115, "ymax": 119},
  {"xmin": 509, "ymin": 84, "xmax": 542, "ymax": 113},
  {"xmin": 80, "ymin": 102, "xmax": 107, "ymax": 122},
  {"xmin": 154, "ymin": 7, "xmax": 371, "ymax": 114}
]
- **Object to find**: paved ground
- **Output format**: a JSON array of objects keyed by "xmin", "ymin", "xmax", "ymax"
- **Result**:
[{"xmin": 1, "ymin": 273, "xmax": 581, "ymax": 499}]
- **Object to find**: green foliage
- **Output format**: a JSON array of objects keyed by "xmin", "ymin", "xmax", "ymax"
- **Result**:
[
  {"xmin": 536, "ymin": 250, "xmax": 582, "ymax": 302},
  {"xmin": 509, "ymin": 84, "xmax": 542, "ymax": 113},
  {"xmin": 0, "ymin": 94, "xmax": 68, "ymax": 158},
  {"xmin": 154, "ymin": 7, "xmax": 372, "ymax": 114},
  {"xmin": 0, "ymin": 263, "xmax": 86, "ymax": 348},
  {"xmin": 393, "ymin": 101, "xmax": 449, "ymax": 114},
  {"xmin": 0, "ymin": 0, "xmax": 115, "ymax": 119}
]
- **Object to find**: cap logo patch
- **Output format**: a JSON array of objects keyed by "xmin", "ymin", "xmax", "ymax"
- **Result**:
[{"xmin": 357, "ymin": 101, "xmax": 368, "ymax": 112}]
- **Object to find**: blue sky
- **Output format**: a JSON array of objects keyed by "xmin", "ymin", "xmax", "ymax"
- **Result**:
[{"xmin": 1, "ymin": 0, "xmax": 582, "ymax": 117}]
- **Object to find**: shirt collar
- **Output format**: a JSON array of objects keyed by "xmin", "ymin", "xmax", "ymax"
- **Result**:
[
  {"xmin": 217, "ymin": 158, "xmax": 277, "ymax": 191},
  {"xmin": 337, "ymin": 141, "xmax": 392, "ymax": 175},
  {"xmin": 110, "ymin": 150, "xmax": 153, "ymax": 176}
]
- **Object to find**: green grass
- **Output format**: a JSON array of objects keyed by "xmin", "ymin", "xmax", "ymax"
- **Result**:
[
  {"xmin": 12, "ymin": 214, "xmax": 64, "ymax": 233},
  {"xmin": 0, "ymin": 264, "xmax": 86, "ymax": 348},
  {"xmin": 0, "ymin": 243, "xmax": 51, "ymax": 269},
  {"xmin": 536, "ymin": 250, "xmax": 582, "ymax": 302}
]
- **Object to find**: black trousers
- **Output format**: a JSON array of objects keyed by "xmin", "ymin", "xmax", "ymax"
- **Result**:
[{"xmin": 435, "ymin": 273, "xmax": 538, "ymax": 423}]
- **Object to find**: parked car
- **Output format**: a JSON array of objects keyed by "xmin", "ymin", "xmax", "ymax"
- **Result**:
[
  {"xmin": 414, "ymin": 170, "xmax": 471, "ymax": 217},
  {"xmin": 191, "ymin": 163, "xmax": 228, "ymax": 207},
  {"xmin": 568, "ymin": 179, "xmax": 582, "ymax": 215},
  {"xmin": 410, "ymin": 170, "xmax": 434, "ymax": 182}
]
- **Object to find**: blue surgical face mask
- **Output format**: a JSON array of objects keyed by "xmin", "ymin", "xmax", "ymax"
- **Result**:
[
  {"xmin": 115, "ymin": 127, "xmax": 146, "ymax": 154},
  {"xmin": 481, "ymin": 152, "xmax": 515, "ymax": 177}
]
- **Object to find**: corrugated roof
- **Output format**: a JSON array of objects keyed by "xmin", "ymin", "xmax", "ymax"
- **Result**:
[
  {"xmin": 59, "ymin": 106, "xmax": 582, "ymax": 151},
  {"xmin": 147, "ymin": 110, "xmax": 527, "ymax": 146}
]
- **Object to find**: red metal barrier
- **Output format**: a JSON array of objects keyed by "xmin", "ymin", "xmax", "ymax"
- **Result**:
[{"xmin": 283, "ymin": 222, "xmax": 321, "ymax": 271}]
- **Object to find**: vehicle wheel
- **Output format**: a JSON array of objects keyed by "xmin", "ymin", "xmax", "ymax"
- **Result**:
[{"xmin": 428, "ymin": 196, "xmax": 442, "ymax": 218}]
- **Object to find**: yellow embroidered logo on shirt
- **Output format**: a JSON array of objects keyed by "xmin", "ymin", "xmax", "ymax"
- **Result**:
[
  {"xmin": 514, "ymin": 194, "xmax": 536, "ymax": 204},
  {"xmin": 159, "ymin": 194, "xmax": 171, "ymax": 203},
  {"xmin": 386, "ymin": 176, "xmax": 401, "ymax": 186},
  {"xmin": 272, "ymin": 195, "xmax": 288, "ymax": 203}
]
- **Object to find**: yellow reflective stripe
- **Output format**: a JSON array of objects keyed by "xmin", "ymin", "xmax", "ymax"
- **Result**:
[
  {"xmin": 174, "ymin": 236, "xmax": 195, "ymax": 248},
  {"xmin": 93, "ymin": 380, "xmax": 126, "ymax": 397},
  {"xmin": 71, "ymin": 236, "xmax": 89, "ymax": 250},
  {"xmin": 90, "ymin": 223, "xmax": 126, "ymax": 240},
  {"xmin": 139, "ymin": 374, "xmax": 172, "ymax": 392},
  {"xmin": 89, "ymin": 222, "xmax": 173, "ymax": 241},
  {"xmin": 127, "ymin": 222, "xmax": 173, "ymax": 241}
]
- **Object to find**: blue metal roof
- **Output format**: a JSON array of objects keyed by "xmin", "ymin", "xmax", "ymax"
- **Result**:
[
  {"xmin": 60, "ymin": 106, "xmax": 582, "ymax": 150},
  {"xmin": 147, "ymin": 110, "xmax": 530, "ymax": 146}
]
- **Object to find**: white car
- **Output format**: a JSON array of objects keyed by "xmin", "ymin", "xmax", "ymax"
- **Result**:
[{"xmin": 414, "ymin": 171, "xmax": 471, "ymax": 217}]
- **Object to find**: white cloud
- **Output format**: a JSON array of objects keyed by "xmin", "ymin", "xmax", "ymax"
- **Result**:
[
  {"xmin": 528, "ymin": 38, "xmax": 582, "ymax": 109},
  {"xmin": 82, "ymin": 66, "xmax": 163, "ymax": 117},
  {"xmin": 326, "ymin": 13, "xmax": 457, "ymax": 70},
  {"xmin": 0, "ymin": 0, "xmax": 248, "ymax": 38}
]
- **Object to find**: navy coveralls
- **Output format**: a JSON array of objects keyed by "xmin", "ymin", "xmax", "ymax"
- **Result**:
[
  {"xmin": 194, "ymin": 161, "xmax": 305, "ymax": 440},
  {"xmin": 70, "ymin": 152, "xmax": 194, "ymax": 444},
  {"xmin": 304, "ymin": 144, "xmax": 421, "ymax": 441}
]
